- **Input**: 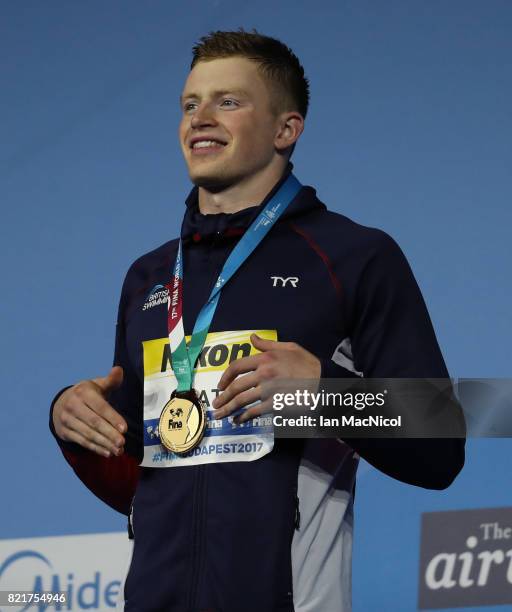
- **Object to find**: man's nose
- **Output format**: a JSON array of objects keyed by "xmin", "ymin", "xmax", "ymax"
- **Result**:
[{"xmin": 190, "ymin": 102, "xmax": 217, "ymax": 128}]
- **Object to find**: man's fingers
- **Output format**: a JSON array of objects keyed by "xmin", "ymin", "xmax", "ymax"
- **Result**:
[
  {"xmin": 250, "ymin": 333, "xmax": 280, "ymax": 350},
  {"xmin": 60, "ymin": 386, "xmax": 126, "ymax": 449},
  {"xmin": 93, "ymin": 366, "xmax": 124, "ymax": 396},
  {"xmin": 234, "ymin": 398, "xmax": 273, "ymax": 424},
  {"xmin": 213, "ymin": 383, "xmax": 261, "ymax": 419},
  {"xmin": 217, "ymin": 335, "xmax": 296, "ymax": 391},
  {"xmin": 217, "ymin": 355, "xmax": 261, "ymax": 390},
  {"xmin": 250, "ymin": 333, "xmax": 298, "ymax": 352},
  {"xmin": 77, "ymin": 383, "xmax": 127, "ymax": 435},
  {"xmin": 77, "ymin": 392, "xmax": 127, "ymax": 445},
  {"xmin": 213, "ymin": 371, "xmax": 259, "ymax": 410},
  {"xmin": 62, "ymin": 426, "xmax": 114, "ymax": 458},
  {"xmin": 63, "ymin": 413, "xmax": 124, "ymax": 457}
]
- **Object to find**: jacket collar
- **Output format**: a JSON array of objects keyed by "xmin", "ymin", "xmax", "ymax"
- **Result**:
[{"xmin": 181, "ymin": 162, "xmax": 324, "ymax": 243}]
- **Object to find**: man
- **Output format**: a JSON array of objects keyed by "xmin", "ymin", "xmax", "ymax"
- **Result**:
[{"xmin": 50, "ymin": 29, "xmax": 465, "ymax": 612}]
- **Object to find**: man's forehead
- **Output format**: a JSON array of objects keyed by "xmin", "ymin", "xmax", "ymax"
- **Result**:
[{"xmin": 181, "ymin": 57, "xmax": 264, "ymax": 98}]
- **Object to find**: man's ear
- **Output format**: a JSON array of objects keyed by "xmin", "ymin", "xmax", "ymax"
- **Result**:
[{"xmin": 274, "ymin": 112, "xmax": 304, "ymax": 154}]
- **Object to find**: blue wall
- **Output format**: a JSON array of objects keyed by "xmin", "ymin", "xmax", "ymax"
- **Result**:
[{"xmin": 2, "ymin": 2, "xmax": 511, "ymax": 610}]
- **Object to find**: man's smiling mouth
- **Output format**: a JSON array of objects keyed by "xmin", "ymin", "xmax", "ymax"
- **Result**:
[
  {"xmin": 189, "ymin": 135, "xmax": 228, "ymax": 149},
  {"xmin": 192, "ymin": 140, "xmax": 226, "ymax": 150}
]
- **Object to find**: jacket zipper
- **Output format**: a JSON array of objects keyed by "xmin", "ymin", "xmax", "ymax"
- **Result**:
[
  {"xmin": 188, "ymin": 233, "xmax": 223, "ymax": 608},
  {"xmin": 188, "ymin": 465, "xmax": 206, "ymax": 609}
]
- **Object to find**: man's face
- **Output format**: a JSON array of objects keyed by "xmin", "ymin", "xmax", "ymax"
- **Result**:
[{"xmin": 179, "ymin": 56, "xmax": 281, "ymax": 190}]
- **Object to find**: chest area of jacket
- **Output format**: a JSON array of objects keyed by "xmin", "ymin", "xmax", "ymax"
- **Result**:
[{"xmin": 125, "ymin": 237, "xmax": 342, "ymax": 373}]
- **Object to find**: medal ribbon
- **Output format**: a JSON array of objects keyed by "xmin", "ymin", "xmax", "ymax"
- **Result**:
[{"xmin": 166, "ymin": 173, "xmax": 302, "ymax": 392}]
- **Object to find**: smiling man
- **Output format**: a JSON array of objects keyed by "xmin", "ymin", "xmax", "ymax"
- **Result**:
[
  {"xmin": 178, "ymin": 54, "xmax": 304, "ymax": 212},
  {"xmin": 50, "ymin": 29, "xmax": 465, "ymax": 612}
]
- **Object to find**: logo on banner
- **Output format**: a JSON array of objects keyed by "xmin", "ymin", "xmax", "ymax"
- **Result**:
[
  {"xmin": 0, "ymin": 532, "xmax": 131, "ymax": 610},
  {"xmin": 418, "ymin": 507, "xmax": 512, "ymax": 609}
]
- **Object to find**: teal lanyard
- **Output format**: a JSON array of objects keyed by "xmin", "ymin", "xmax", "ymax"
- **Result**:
[{"xmin": 166, "ymin": 174, "xmax": 302, "ymax": 392}]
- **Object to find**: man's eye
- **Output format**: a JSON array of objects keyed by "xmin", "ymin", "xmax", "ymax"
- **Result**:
[
  {"xmin": 184, "ymin": 103, "xmax": 196, "ymax": 112},
  {"xmin": 221, "ymin": 99, "xmax": 237, "ymax": 107}
]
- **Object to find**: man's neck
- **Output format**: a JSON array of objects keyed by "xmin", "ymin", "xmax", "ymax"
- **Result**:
[{"xmin": 197, "ymin": 161, "xmax": 288, "ymax": 215}]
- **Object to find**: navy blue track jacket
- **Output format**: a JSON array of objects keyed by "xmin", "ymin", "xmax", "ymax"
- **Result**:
[{"xmin": 50, "ymin": 162, "xmax": 465, "ymax": 612}]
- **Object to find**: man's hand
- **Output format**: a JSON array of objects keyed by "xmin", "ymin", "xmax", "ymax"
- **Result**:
[
  {"xmin": 52, "ymin": 366, "xmax": 127, "ymax": 458},
  {"xmin": 212, "ymin": 333, "xmax": 321, "ymax": 424}
]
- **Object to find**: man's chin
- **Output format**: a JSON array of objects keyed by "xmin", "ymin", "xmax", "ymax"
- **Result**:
[{"xmin": 189, "ymin": 169, "xmax": 233, "ymax": 193}]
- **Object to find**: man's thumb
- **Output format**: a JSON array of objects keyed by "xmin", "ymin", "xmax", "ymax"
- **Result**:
[
  {"xmin": 93, "ymin": 366, "xmax": 124, "ymax": 394},
  {"xmin": 250, "ymin": 333, "xmax": 276, "ymax": 350}
]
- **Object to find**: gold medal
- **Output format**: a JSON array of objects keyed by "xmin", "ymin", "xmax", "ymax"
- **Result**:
[{"xmin": 158, "ymin": 389, "xmax": 206, "ymax": 454}]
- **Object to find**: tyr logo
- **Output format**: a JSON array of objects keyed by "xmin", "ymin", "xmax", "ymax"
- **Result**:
[{"xmin": 271, "ymin": 276, "xmax": 299, "ymax": 288}]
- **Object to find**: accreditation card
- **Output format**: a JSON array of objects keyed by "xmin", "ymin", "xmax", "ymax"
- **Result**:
[{"xmin": 141, "ymin": 329, "xmax": 275, "ymax": 467}]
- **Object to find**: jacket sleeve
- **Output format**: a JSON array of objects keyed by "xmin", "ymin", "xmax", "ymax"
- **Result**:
[
  {"xmin": 49, "ymin": 268, "xmax": 142, "ymax": 515},
  {"xmin": 327, "ymin": 231, "xmax": 465, "ymax": 489}
]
